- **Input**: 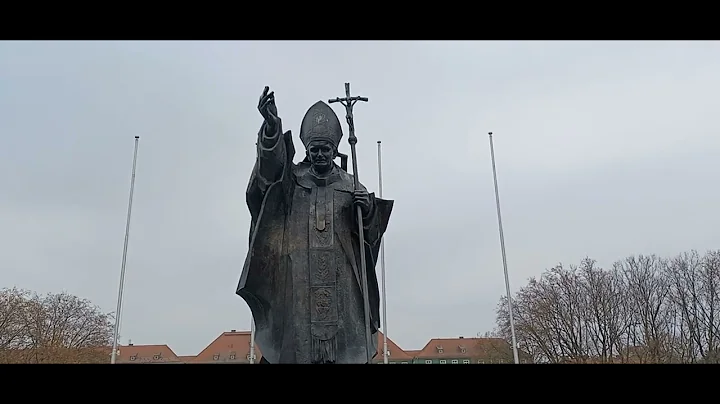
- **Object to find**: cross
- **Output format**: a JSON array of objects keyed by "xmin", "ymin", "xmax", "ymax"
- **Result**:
[
  {"xmin": 328, "ymin": 82, "xmax": 373, "ymax": 364},
  {"xmin": 328, "ymin": 83, "xmax": 368, "ymax": 145}
]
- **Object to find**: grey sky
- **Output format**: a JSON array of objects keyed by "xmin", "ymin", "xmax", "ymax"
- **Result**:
[{"xmin": 1, "ymin": 40, "xmax": 719, "ymax": 355}]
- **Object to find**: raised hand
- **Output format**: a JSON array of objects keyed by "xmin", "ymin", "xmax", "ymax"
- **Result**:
[{"xmin": 258, "ymin": 86, "xmax": 280, "ymax": 130}]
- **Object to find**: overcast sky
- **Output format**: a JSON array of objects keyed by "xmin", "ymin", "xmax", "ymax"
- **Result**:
[{"xmin": 1, "ymin": 40, "xmax": 719, "ymax": 355}]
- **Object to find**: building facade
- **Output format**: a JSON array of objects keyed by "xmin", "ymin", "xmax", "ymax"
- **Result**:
[
  {"xmin": 115, "ymin": 330, "xmax": 530, "ymax": 364},
  {"xmin": 410, "ymin": 336, "xmax": 526, "ymax": 364}
]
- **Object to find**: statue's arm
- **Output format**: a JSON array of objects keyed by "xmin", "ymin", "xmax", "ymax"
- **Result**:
[
  {"xmin": 257, "ymin": 120, "xmax": 287, "ymax": 183},
  {"xmin": 357, "ymin": 187, "xmax": 382, "ymax": 246},
  {"xmin": 246, "ymin": 119, "xmax": 293, "ymax": 217}
]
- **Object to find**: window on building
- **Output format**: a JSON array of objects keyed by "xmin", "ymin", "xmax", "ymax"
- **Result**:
[
  {"xmin": 213, "ymin": 354, "xmax": 219, "ymax": 361},
  {"xmin": 425, "ymin": 360, "xmax": 432, "ymax": 364},
  {"xmin": 401, "ymin": 361, "xmax": 408, "ymax": 364},
  {"xmin": 130, "ymin": 355, "xmax": 137, "ymax": 361},
  {"xmin": 436, "ymin": 345, "xmax": 443, "ymax": 353},
  {"xmin": 478, "ymin": 360, "xmax": 484, "ymax": 364},
  {"xmin": 152, "ymin": 354, "xmax": 160, "ymax": 360},
  {"xmin": 439, "ymin": 360, "xmax": 447, "ymax": 364},
  {"xmin": 463, "ymin": 360, "xmax": 470, "ymax": 364},
  {"xmin": 229, "ymin": 354, "xmax": 236, "ymax": 360},
  {"xmin": 451, "ymin": 359, "xmax": 458, "ymax": 364}
]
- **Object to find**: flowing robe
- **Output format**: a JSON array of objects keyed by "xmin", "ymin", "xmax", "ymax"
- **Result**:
[{"xmin": 237, "ymin": 119, "xmax": 393, "ymax": 364}]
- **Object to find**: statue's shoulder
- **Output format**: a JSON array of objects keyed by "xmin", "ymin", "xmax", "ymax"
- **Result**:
[
  {"xmin": 335, "ymin": 167, "xmax": 354, "ymax": 183},
  {"xmin": 334, "ymin": 168, "xmax": 368, "ymax": 192},
  {"xmin": 292, "ymin": 161, "xmax": 311, "ymax": 177},
  {"xmin": 291, "ymin": 163, "xmax": 314, "ymax": 190}
]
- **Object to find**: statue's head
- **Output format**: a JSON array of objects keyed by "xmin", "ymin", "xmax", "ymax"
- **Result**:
[
  {"xmin": 306, "ymin": 139, "xmax": 337, "ymax": 174},
  {"xmin": 300, "ymin": 101, "xmax": 343, "ymax": 175}
]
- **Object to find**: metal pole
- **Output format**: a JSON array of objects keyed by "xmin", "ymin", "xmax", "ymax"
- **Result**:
[
  {"xmin": 488, "ymin": 132, "xmax": 520, "ymax": 364},
  {"xmin": 249, "ymin": 316, "xmax": 256, "ymax": 364},
  {"xmin": 377, "ymin": 141, "xmax": 389, "ymax": 364},
  {"xmin": 111, "ymin": 135, "xmax": 140, "ymax": 364}
]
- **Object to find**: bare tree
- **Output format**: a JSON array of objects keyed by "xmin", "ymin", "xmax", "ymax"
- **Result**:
[
  {"xmin": 614, "ymin": 255, "xmax": 676, "ymax": 363},
  {"xmin": 701, "ymin": 250, "xmax": 720, "ymax": 362},
  {"xmin": 495, "ymin": 250, "xmax": 720, "ymax": 364},
  {"xmin": 664, "ymin": 250, "xmax": 720, "ymax": 363},
  {"xmin": 496, "ymin": 279, "xmax": 557, "ymax": 363},
  {"xmin": 476, "ymin": 335, "xmax": 519, "ymax": 363},
  {"xmin": 0, "ymin": 288, "xmax": 28, "ymax": 351},
  {"xmin": 0, "ymin": 290, "xmax": 114, "ymax": 363},
  {"xmin": 542, "ymin": 264, "xmax": 591, "ymax": 362},
  {"xmin": 496, "ymin": 263, "xmax": 594, "ymax": 363},
  {"xmin": 577, "ymin": 259, "xmax": 630, "ymax": 363}
]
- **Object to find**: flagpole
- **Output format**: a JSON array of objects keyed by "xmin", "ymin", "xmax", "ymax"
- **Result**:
[
  {"xmin": 377, "ymin": 141, "xmax": 389, "ymax": 364},
  {"xmin": 111, "ymin": 135, "xmax": 140, "ymax": 364},
  {"xmin": 249, "ymin": 316, "xmax": 256, "ymax": 364},
  {"xmin": 488, "ymin": 131, "xmax": 520, "ymax": 364}
]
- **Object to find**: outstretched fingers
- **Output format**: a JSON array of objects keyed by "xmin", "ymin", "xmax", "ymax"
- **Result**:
[
  {"xmin": 259, "ymin": 92, "xmax": 274, "ymax": 109},
  {"xmin": 258, "ymin": 87, "xmax": 269, "ymax": 106},
  {"xmin": 259, "ymin": 95, "xmax": 276, "ymax": 121},
  {"xmin": 258, "ymin": 87, "xmax": 273, "ymax": 108}
]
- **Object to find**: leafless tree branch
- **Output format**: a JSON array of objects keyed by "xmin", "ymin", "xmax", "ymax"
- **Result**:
[
  {"xmin": 0, "ymin": 289, "xmax": 114, "ymax": 363},
  {"xmin": 494, "ymin": 250, "xmax": 720, "ymax": 364}
]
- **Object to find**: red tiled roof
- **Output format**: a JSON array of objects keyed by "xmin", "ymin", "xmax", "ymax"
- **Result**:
[
  {"xmin": 374, "ymin": 331, "xmax": 414, "ymax": 361},
  {"xmin": 190, "ymin": 330, "xmax": 262, "ymax": 363},
  {"xmin": 405, "ymin": 349, "xmax": 422, "ymax": 357},
  {"xmin": 108, "ymin": 331, "xmax": 519, "ymax": 364},
  {"xmin": 415, "ymin": 337, "xmax": 513, "ymax": 361},
  {"xmin": 116, "ymin": 344, "xmax": 182, "ymax": 364}
]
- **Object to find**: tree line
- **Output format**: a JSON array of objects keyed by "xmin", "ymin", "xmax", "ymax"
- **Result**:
[
  {"xmin": 0, "ymin": 288, "xmax": 114, "ymax": 363},
  {"xmin": 493, "ymin": 249, "xmax": 720, "ymax": 363}
]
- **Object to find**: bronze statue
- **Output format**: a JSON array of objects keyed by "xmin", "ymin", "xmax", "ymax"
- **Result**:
[{"xmin": 237, "ymin": 86, "xmax": 393, "ymax": 364}]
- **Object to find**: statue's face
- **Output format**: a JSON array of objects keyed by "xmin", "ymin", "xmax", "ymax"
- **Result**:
[{"xmin": 307, "ymin": 140, "xmax": 336, "ymax": 173}]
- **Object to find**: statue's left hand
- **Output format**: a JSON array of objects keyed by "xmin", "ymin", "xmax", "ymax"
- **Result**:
[{"xmin": 352, "ymin": 190, "xmax": 372, "ymax": 218}]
